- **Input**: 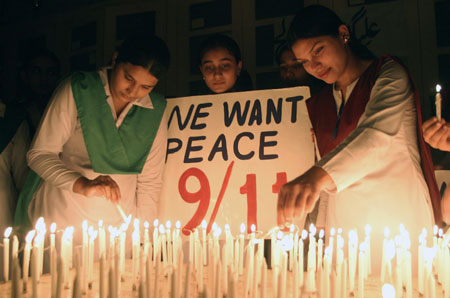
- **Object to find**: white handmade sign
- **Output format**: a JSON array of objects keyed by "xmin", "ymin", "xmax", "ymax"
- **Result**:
[{"xmin": 158, "ymin": 87, "xmax": 315, "ymax": 235}]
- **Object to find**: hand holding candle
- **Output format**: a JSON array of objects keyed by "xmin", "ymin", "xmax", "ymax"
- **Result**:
[{"xmin": 436, "ymin": 84, "xmax": 442, "ymax": 121}]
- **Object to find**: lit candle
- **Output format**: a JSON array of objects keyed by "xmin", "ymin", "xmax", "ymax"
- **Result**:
[
  {"xmin": 238, "ymin": 223, "xmax": 245, "ymax": 275},
  {"xmin": 82, "ymin": 220, "xmax": 88, "ymax": 293},
  {"xmin": 23, "ymin": 230, "xmax": 36, "ymax": 292},
  {"xmin": 308, "ymin": 224, "xmax": 317, "ymax": 274},
  {"xmin": 98, "ymin": 220, "xmax": 106, "ymax": 259},
  {"xmin": 336, "ymin": 234, "xmax": 344, "ymax": 297},
  {"xmin": 436, "ymin": 84, "xmax": 442, "ymax": 121},
  {"xmin": 358, "ymin": 243, "xmax": 366, "ymax": 298},
  {"xmin": 159, "ymin": 224, "xmax": 167, "ymax": 269},
  {"xmin": 298, "ymin": 230, "xmax": 307, "ymax": 288},
  {"xmin": 12, "ymin": 235, "xmax": 18, "ymax": 260},
  {"xmin": 381, "ymin": 283, "xmax": 395, "ymax": 298},
  {"xmin": 153, "ymin": 219, "xmax": 159, "ymax": 263},
  {"xmin": 144, "ymin": 221, "xmax": 150, "ymax": 258},
  {"xmin": 88, "ymin": 227, "xmax": 97, "ymax": 287},
  {"xmin": 3, "ymin": 227, "xmax": 12, "ymax": 281},
  {"xmin": 132, "ymin": 220, "xmax": 140, "ymax": 290},
  {"xmin": 201, "ymin": 220, "xmax": 207, "ymax": 266},
  {"xmin": 31, "ymin": 245, "xmax": 39, "ymax": 298},
  {"xmin": 348, "ymin": 229, "xmax": 358, "ymax": 295},
  {"xmin": 381, "ymin": 227, "xmax": 390, "ymax": 283},
  {"xmin": 317, "ymin": 229, "xmax": 324, "ymax": 271},
  {"xmin": 165, "ymin": 221, "xmax": 172, "ymax": 266},
  {"xmin": 365, "ymin": 224, "xmax": 372, "ymax": 276}
]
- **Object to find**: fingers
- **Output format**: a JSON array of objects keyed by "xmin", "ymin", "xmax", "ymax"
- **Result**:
[
  {"xmin": 84, "ymin": 175, "xmax": 121, "ymax": 203},
  {"xmin": 422, "ymin": 117, "xmax": 439, "ymax": 131}
]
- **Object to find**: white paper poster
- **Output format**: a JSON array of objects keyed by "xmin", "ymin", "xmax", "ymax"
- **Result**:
[{"xmin": 158, "ymin": 87, "xmax": 315, "ymax": 235}]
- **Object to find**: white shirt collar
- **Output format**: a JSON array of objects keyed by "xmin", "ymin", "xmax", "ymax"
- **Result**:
[{"xmin": 97, "ymin": 67, "xmax": 154, "ymax": 110}]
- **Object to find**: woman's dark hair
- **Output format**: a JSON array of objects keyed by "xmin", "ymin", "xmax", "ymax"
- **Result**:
[
  {"xmin": 115, "ymin": 35, "xmax": 170, "ymax": 79},
  {"xmin": 275, "ymin": 41, "xmax": 292, "ymax": 65},
  {"xmin": 287, "ymin": 5, "xmax": 375, "ymax": 60},
  {"xmin": 198, "ymin": 34, "xmax": 242, "ymax": 66}
]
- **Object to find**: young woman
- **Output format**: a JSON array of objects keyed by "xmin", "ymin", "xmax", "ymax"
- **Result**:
[
  {"xmin": 15, "ymin": 36, "xmax": 170, "ymax": 232},
  {"xmin": 198, "ymin": 34, "xmax": 252, "ymax": 94},
  {"xmin": 277, "ymin": 5, "xmax": 441, "ymax": 271}
]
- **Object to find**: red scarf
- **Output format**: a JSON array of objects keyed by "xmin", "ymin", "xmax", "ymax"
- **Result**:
[{"xmin": 307, "ymin": 55, "xmax": 443, "ymax": 227}]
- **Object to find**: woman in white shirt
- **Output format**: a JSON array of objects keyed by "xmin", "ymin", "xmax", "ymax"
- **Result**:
[
  {"xmin": 277, "ymin": 5, "xmax": 440, "ymax": 273},
  {"xmin": 15, "ymin": 36, "xmax": 170, "ymax": 234}
]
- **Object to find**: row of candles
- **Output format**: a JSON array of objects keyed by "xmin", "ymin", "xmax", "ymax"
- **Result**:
[{"xmin": 1, "ymin": 218, "xmax": 450, "ymax": 297}]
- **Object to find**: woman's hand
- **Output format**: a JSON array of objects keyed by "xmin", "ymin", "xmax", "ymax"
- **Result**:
[
  {"xmin": 423, "ymin": 117, "xmax": 450, "ymax": 152},
  {"xmin": 73, "ymin": 175, "xmax": 121, "ymax": 203},
  {"xmin": 277, "ymin": 166, "xmax": 334, "ymax": 226}
]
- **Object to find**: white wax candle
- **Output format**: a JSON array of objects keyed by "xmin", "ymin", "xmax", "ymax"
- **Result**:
[
  {"xmin": 153, "ymin": 219, "xmax": 159, "ymax": 263},
  {"xmin": 51, "ymin": 247, "xmax": 57, "ymax": 298},
  {"xmin": 239, "ymin": 223, "xmax": 245, "ymax": 275},
  {"xmin": 358, "ymin": 243, "xmax": 366, "ymax": 298},
  {"xmin": 348, "ymin": 230, "xmax": 358, "ymax": 294},
  {"xmin": 99, "ymin": 255, "xmax": 106, "ymax": 298},
  {"xmin": 436, "ymin": 84, "xmax": 442, "ymax": 121},
  {"xmin": 56, "ymin": 256, "xmax": 64, "ymax": 298},
  {"xmin": 132, "ymin": 229, "xmax": 140, "ymax": 290},
  {"xmin": 99, "ymin": 220, "xmax": 106, "ymax": 259},
  {"xmin": 23, "ymin": 230, "xmax": 35, "ymax": 291},
  {"xmin": 31, "ymin": 246, "xmax": 38, "ymax": 298},
  {"xmin": 144, "ymin": 221, "xmax": 149, "ymax": 258},
  {"xmin": 184, "ymin": 261, "xmax": 191, "ymax": 298},
  {"xmin": 317, "ymin": 229, "xmax": 324, "ymax": 271},
  {"xmin": 365, "ymin": 224, "xmax": 372, "ymax": 276},
  {"xmin": 201, "ymin": 220, "xmax": 207, "ymax": 266},
  {"xmin": 165, "ymin": 221, "xmax": 172, "ymax": 265},
  {"xmin": 3, "ymin": 227, "xmax": 12, "ymax": 281},
  {"xmin": 12, "ymin": 235, "xmax": 18, "ymax": 260}
]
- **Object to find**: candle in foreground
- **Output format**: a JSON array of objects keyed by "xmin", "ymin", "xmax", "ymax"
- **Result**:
[
  {"xmin": 436, "ymin": 84, "xmax": 442, "ymax": 121},
  {"xmin": 3, "ymin": 227, "xmax": 12, "ymax": 281}
]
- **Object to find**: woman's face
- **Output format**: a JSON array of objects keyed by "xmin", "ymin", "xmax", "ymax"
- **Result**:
[
  {"xmin": 109, "ymin": 62, "xmax": 158, "ymax": 104},
  {"xmin": 200, "ymin": 47, "xmax": 242, "ymax": 94},
  {"xmin": 279, "ymin": 49, "xmax": 309, "ymax": 86},
  {"xmin": 290, "ymin": 34, "xmax": 348, "ymax": 85}
]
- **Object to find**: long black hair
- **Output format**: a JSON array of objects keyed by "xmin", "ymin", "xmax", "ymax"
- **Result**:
[
  {"xmin": 287, "ymin": 5, "xmax": 375, "ymax": 60},
  {"xmin": 115, "ymin": 35, "xmax": 170, "ymax": 80}
]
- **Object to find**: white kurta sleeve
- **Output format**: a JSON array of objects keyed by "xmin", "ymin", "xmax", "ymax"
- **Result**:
[
  {"xmin": 27, "ymin": 77, "xmax": 83, "ymax": 191},
  {"xmin": 316, "ymin": 59, "xmax": 415, "ymax": 193},
  {"xmin": 136, "ymin": 112, "xmax": 168, "ymax": 222}
]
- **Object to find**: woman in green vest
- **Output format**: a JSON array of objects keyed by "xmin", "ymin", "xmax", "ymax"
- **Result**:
[{"xmin": 15, "ymin": 35, "xmax": 170, "ymax": 235}]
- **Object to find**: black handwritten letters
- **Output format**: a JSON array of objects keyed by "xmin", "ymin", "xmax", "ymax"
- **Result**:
[{"xmin": 166, "ymin": 95, "xmax": 304, "ymax": 163}]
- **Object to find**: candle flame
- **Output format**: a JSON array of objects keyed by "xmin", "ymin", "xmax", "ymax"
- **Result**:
[
  {"xmin": 309, "ymin": 224, "xmax": 316, "ymax": 236},
  {"xmin": 365, "ymin": 224, "xmax": 371, "ymax": 236},
  {"xmin": 4, "ymin": 227, "xmax": 12, "ymax": 238},
  {"xmin": 348, "ymin": 230, "xmax": 358, "ymax": 245},
  {"xmin": 330, "ymin": 227, "xmax": 336, "ymax": 236},
  {"xmin": 436, "ymin": 84, "xmax": 442, "ymax": 93},
  {"xmin": 423, "ymin": 247, "xmax": 436, "ymax": 263},
  {"xmin": 240, "ymin": 223, "xmax": 246, "ymax": 234},
  {"xmin": 439, "ymin": 228, "xmax": 443, "ymax": 237},
  {"xmin": 384, "ymin": 227, "xmax": 390, "ymax": 238},
  {"xmin": 153, "ymin": 219, "xmax": 159, "ymax": 227},
  {"xmin": 176, "ymin": 221, "xmax": 181, "ymax": 229},
  {"xmin": 337, "ymin": 228, "xmax": 342, "ymax": 234},
  {"xmin": 98, "ymin": 220, "xmax": 103, "ymax": 228},
  {"xmin": 82, "ymin": 220, "xmax": 88, "ymax": 231},
  {"xmin": 280, "ymin": 234, "xmax": 294, "ymax": 251},
  {"xmin": 337, "ymin": 236, "xmax": 344, "ymax": 249},
  {"xmin": 144, "ymin": 221, "xmax": 149, "ymax": 229},
  {"xmin": 277, "ymin": 230, "xmax": 284, "ymax": 240},
  {"xmin": 158, "ymin": 224, "xmax": 165, "ymax": 234},
  {"xmin": 201, "ymin": 220, "xmax": 207, "ymax": 229},
  {"xmin": 212, "ymin": 222, "xmax": 218, "ymax": 232},
  {"xmin": 225, "ymin": 224, "xmax": 230, "ymax": 231},
  {"xmin": 301, "ymin": 230, "xmax": 308, "ymax": 240},
  {"xmin": 26, "ymin": 230, "xmax": 36, "ymax": 244},
  {"xmin": 50, "ymin": 223, "xmax": 56, "ymax": 233},
  {"xmin": 214, "ymin": 227, "xmax": 222, "ymax": 238},
  {"xmin": 165, "ymin": 220, "xmax": 171, "ymax": 229},
  {"xmin": 324, "ymin": 246, "xmax": 332, "ymax": 256},
  {"xmin": 382, "ymin": 283, "xmax": 395, "ymax": 298},
  {"xmin": 319, "ymin": 229, "xmax": 325, "ymax": 239},
  {"xmin": 35, "ymin": 217, "xmax": 46, "ymax": 233},
  {"xmin": 251, "ymin": 224, "xmax": 256, "ymax": 233},
  {"xmin": 434, "ymin": 225, "xmax": 438, "ymax": 235}
]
